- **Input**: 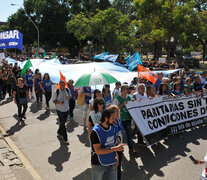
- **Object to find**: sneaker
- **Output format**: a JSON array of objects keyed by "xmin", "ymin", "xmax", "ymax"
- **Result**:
[
  {"xmin": 45, "ymin": 107, "xmax": 50, "ymax": 111},
  {"xmin": 22, "ymin": 116, "xmax": 27, "ymax": 120}
]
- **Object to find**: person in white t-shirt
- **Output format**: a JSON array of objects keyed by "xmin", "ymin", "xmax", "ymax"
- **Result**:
[
  {"xmin": 112, "ymin": 81, "xmax": 121, "ymax": 100},
  {"xmin": 88, "ymin": 98, "xmax": 105, "ymax": 140},
  {"xmin": 132, "ymin": 83, "xmax": 147, "ymax": 101},
  {"xmin": 200, "ymin": 71, "xmax": 207, "ymax": 86},
  {"xmin": 132, "ymin": 83, "xmax": 147, "ymax": 145}
]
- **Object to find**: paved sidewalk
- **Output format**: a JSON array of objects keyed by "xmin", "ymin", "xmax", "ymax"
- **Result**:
[{"xmin": 0, "ymin": 132, "xmax": 34, "ymax": 180}]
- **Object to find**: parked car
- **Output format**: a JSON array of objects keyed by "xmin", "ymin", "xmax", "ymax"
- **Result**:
[{"xmin": 183, "ymin": 54, "xmax": 193, "ymax": 60}]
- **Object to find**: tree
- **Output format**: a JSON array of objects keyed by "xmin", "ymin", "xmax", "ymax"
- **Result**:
[
  {"xmin": 133, "ymin": 0, "xmax": 197, "ymax": 61},
  {"xmin": 67, "ymin": 8, "xmax": 133, "ymax": 53}
]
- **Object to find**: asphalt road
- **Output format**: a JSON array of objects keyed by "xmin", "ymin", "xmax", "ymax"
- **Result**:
[{"xmin": 0, "ymin": 86, "xmax": 206, "ymax": 180}]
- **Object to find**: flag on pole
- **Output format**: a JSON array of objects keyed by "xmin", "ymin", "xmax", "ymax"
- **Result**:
[
  {"xmin": 43, "ymin": 51, "xmax": 47, "ymax": 58},
  {"xmin": 104, "ymin": 54, "xmax": 119, "ymax": 62},
  {"xmin": 20, "ymin": 59, "xmax": 32, "ymax": 76},
  {"xmin": 34, "ymin": 50, "xmax": 38, "ymax": 58},
  {"xmin": 137, "ymin": 64, "xmax": 158, "ymax": 85},
  {"xmin": 94, "ymin": 52, "xmax": 109, "ymax": 60},
  {"xmin": 126, "ymin": 52, "xmax": 142, "ymax": 71},
  {"xmin": 52, "ymin": 54, "xmax": 56, "ymax": 59},
  {"xmin": 124, "ymin": 52, "xmax": 131, "ymax": 61},
  {"xmin": 56, "ymin": 71, "xmax": 69, "ymax": 89}
]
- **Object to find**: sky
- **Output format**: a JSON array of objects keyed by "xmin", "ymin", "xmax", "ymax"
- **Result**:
[{"xmin": 0, "ymin": 0, "xmax": 24, "ymax": 22}]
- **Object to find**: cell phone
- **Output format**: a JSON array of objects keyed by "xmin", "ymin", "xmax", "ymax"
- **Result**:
[{"xmin": 189, "ymin": 155, "xmax": 198, "ymax": 164}]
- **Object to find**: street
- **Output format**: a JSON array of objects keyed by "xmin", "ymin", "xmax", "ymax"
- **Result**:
[{"xmin": 0, "ymin": 86, "xmax": 206, "ymax": 180}]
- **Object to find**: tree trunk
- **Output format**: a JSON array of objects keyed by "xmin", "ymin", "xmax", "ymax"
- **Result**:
[
  {"xmin": 154, "ymin": 41, "xmax": 162, "ymax": 59},
  {"xmin": 203, "ymin": 40, "xmax": 207, "ymax": 60}
]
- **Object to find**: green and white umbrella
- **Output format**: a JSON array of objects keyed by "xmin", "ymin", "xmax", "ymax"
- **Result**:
[{"xmin": 74, "ymin": 72, "xmax": 118, "ymax": 87}]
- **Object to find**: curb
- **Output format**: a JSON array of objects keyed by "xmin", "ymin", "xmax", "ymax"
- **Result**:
[{"xmin": 0, "ymin": 124, "xmax": 43, "ymax": 180}]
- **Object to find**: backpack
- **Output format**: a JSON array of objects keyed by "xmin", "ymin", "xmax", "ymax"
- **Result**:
[{"xmin": 56, "ymin": 88, "xmax": 69, "ymax": 98}]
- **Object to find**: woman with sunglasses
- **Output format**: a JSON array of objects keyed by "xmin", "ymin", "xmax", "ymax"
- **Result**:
[
  {"xmin": 13, "ymin": 78, "xmax": 29, "ymax": 121},
  {"xmin": 88, "ymin": 98, "xmax": 105, "ymax": 140}
]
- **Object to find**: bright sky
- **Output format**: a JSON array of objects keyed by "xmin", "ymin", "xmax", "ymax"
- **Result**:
[{"xmin": 0, "ymin": 0, "xmax": 24, "ymax": 22}]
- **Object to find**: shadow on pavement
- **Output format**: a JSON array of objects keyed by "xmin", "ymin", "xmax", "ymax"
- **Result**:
[
  {"xmin": 73, "ymin": 126, "xmax": 207, "ymax": 180},
  {"xmin": 37, "ymin": 110, "xmax": 50, "ymax": 121},
  {"xmin": 48, "ymin": 136, "xmax": 71, "ymax": 172},
  {"xmin": 77, "ymin": 127, "xmax": 90, "ymax": 147},
  {"xmin": 66, "ymin": 120, "xmax": 79, "ymax": 133},
  {"xmin": 73, "ymin": 168, "xmax": 91, "ymax": 180},
  {"xmin": 5, "ymin": 120, "xmax": 26, "ymax": 136},
  {"xmin": 0, "ymin": 98, "xmax": 12, "ymax": 106},
  {"xmin": 29, "ymin": 102, "xmax": 42, "ymax": 113}
]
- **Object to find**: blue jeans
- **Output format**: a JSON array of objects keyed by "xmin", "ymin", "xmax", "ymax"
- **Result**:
[
  {"xmin": 122, "ymin": 120, "xmax": 133, "ymax": 150},
  {"xmin": 92, "ymin": 164, "xmax": 117, "ymax": 180}
]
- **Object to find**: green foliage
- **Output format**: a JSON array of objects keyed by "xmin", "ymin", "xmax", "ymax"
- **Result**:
[{"xmin": 67, "ymin": 8, "xmax": 133, "ymax": 53}]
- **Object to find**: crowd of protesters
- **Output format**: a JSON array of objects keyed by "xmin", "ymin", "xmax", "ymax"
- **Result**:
[{"xmin": 1, "ymin": 56, "xmax": 207, "ymax": 180}]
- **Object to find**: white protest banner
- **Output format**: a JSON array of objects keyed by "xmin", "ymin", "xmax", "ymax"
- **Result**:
[
  {"xmin": 0, "ymin": 53, "xmax": 5, "ymax": 63},
  {"xmin": 126, "ymin": 93, "xmax": 207, "ymax": 145}
]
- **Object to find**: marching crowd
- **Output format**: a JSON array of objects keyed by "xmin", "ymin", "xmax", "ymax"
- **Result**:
[{"xmin": 1, "ymin": 58, "xmax": 207, "ymax": 180}]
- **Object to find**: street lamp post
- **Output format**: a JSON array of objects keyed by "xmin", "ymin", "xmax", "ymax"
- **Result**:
[{"xmin": 11, "ymin": 3, "xmax": 39, "ymax": 54}]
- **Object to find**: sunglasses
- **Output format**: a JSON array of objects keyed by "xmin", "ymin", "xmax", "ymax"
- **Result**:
[{"xmin": 98, "ymin": 102, "xmax": 104, "ymax": 105}]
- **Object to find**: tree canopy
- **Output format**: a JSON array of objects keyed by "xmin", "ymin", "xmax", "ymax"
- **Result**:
[{"xmin": 1, "ymin": 0, "xmax": 207, "ymax": 58}]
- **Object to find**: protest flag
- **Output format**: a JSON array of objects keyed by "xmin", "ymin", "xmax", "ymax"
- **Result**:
[
  {"xmin": 124, "ymin": 52, "xmax": 131, "ymax": 61},
  {"xmin": 94, "ymin": 52, "xmax": 109, "ymax": 60},
  {"xmin": 43, "ymin": 51, "xmax": 47, "ymax": 58},
  {"xmin": 20, "ymin": 59, "xmax": 32, "ymax": 76},
  {"xmin": 137, "ymin": 64, "xmax": 158, "ymax": 85},
  {"xmin": 34, "ymin": 50, "xmax": 38, "ymax": 58},
  {"xmin": 126, "ymin": 52, "xmax": 142, "ymax": 71},
  {"xmin": 104, "ymin": 54, "xmax": 119, "ymax": 62},
  {"xmin": 56, "ymin": 71, "xmax": 69, "ymax": 89},
  {"xmin": 52, "ymin": 54, "xmax": 56, "ymax": 59}
]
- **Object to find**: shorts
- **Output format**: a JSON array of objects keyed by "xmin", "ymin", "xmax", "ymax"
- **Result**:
[
  {"xmin": 28, "ymin": 86, "xmax": 33, "ymax": 92},
  {"xmin": 82, "ymin": 103, "xmax": 89, "ymax": 118}
]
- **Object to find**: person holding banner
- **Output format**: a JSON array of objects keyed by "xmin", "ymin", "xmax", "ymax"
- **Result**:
[
  {"xmin": 113, "ymin": 84, "xmax": 137, "ymax": 155},
  {"xmin": 184, "ymin": 77, "xmax": 195, "ymax": 96},
  {"xmin": 146, "ymin": 85, "xmax": 156, "ymax": 98}
]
